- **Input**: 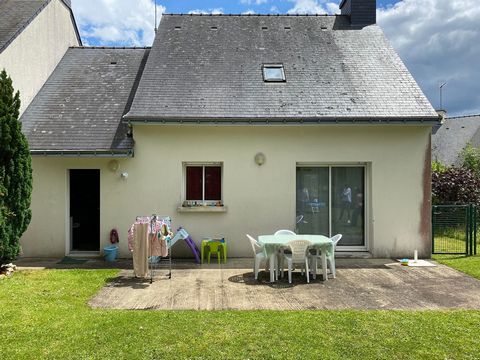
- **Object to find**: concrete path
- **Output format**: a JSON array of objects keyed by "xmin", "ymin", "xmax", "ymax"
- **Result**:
[{"xmin": 88, "ymin": 259, "xmax": 480, "ymax": 310}]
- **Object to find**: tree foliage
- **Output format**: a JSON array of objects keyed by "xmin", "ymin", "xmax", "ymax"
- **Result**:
[
  {"xmin": 432, "ymin": 167, "xmax": 480, "ymax": 206},
  {"xmin": 0, "ymin": 69, "xmax": 32, "ymax": 262},
  {"xmin": 460, "ymin": 143, "xmax": 480, "ymax": 177},
  {"xmin": 432, "ymin": 160, "xmax": 448, "ymax": 173}
]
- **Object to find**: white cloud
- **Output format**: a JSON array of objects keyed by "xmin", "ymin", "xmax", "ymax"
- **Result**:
[
  {"xmin": 326, "ymin": 2, "xmax": 340, "ymax": 15},
  {"xmin": 188, "ymin": 8, "xmax": 224, "ymax": 15},
  {"xmin": 270, "ymin": 5, "xmax": 279, "ymax": 13},
  {"xmin": 378, "ymin": 0, "xmax": 480, "ymax": 115},
  {"xmin": 72, "ymin": 0, "xmax": 165, "ymax": 46},
  {"xmin": 188, "ymin": 9, "xmax": 208, "ymax": 15},
  {"xmin": 240, "ymin": 0, "xmax": 268, "ymax": 5},
  {"xmin": 242, "ymin": 10, "xmax": 256, "ymax": 15},
  {"xmin": 211, "ymin": 8, "xmax": 224, "ymax": 15},
  {"xmin": 287, "ymin": 0, "xmax": 327, "ymax": 14},
  {"xmin": 287, "ymin": 0, "xmax": 339, "ymax": 15}
]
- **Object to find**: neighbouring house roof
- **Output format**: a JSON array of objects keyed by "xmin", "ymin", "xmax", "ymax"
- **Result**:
[
  {"xmin": 20, "ymin": 47, "xmax": 150, "ymax": 155},
  {"xmin": 124, "ymin": 14, "xmax": 438, "ymax": 124},
  {"xmin": 0, "ymin": 0, "xmax": 81, "ymax": 54},
  {"xmin": 432, "ymin": 114, "xmax": 480, "ymax": 166}
]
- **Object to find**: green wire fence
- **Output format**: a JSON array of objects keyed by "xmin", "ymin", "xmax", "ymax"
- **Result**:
[{"xmin": 432, "ymin": 204, "xmax": 478, "ymax": 255}]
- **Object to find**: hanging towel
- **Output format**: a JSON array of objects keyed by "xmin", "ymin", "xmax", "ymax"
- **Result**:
[
  {"xmin": 150, "ymin": 232, "xmax": 161, "ymax": 257},
  {"xmin": 149, "ymin": 221, "xmax": 169, "ymax": 257},
  {"xmin": 133, "ymin": 223, "xmax": 149, "ymax": 277}
]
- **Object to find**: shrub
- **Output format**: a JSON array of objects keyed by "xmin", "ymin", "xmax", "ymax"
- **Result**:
[
  {"xmin": 0, "ymin": 69, "xmax": 32, "ymax": 262},
  {"xmin": 432, "ymin": 167, "xmax": 480, "ymax": 206},
  {"xmin": 432, "ymin": 161, "xmax": 448, "ymax": 173}
]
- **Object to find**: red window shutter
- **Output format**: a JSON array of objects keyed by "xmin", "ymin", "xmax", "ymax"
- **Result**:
[
  {"xmin": 186, "ymin": 166, "xmax": 203, "ymax": 200},
  {"xmin": 205, "ymin": 166, "xmax": 221, "ymax": 200}
]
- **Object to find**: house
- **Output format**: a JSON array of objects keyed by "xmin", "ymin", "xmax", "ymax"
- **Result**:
[
  {"xmin": 432, "ymin": 114, "xmax": 480, "ymax": 166},
  {"xmin": 18, "ymin": 0, "xmax": 439, "ymax": 259},
  {"xmin": 0, "ymin": 0, "xmax": 81, "ymax": 114}
]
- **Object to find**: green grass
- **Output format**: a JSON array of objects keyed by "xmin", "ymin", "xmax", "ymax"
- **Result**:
[
  {"xmin": 433, "ymin": 251, "xmax": 480, "ymax": 280},
  {"xmin": 432, "ymin": 233, "xmax": 480, "ymax": 280},
  {"xmin": 1, "ymin": 270, "xmax": 480, "ymax": 359}
]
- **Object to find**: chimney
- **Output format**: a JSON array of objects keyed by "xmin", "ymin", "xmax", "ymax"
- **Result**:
[
  {"xmin": 339, "ymin": 0, "xmax": 376, "ymax": 27},
  {"xmin": 436, "ymin": 109, "xmax": 447, "ymax": 122}
]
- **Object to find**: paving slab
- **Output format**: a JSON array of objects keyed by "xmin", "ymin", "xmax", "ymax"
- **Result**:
[{"xmin": 87, "ymin": 259, "xmax": 480, "ymax": 310}]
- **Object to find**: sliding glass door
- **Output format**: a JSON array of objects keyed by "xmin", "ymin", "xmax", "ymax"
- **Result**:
[{"xmin": 296, "ymin": 165, "xmax": 366, "ymax": 249}]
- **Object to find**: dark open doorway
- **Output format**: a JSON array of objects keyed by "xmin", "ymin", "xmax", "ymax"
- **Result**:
[{"xmin": 70, "ymin": 169, "xmax": 100, "ymax": 252}]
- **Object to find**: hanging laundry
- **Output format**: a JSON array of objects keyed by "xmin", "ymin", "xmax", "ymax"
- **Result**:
[
  {"xmin": 132, "ymin": 222, "xmax": 149, "ymax": 277},
  {"xmin": 129, "ymin": 216, "xmax": 173, "ymax": 278}
]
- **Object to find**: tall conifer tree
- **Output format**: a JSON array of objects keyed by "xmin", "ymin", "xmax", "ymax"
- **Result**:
[{"xmin": 0, "ymin": 69, "xmax": 32, "ymax": 262}]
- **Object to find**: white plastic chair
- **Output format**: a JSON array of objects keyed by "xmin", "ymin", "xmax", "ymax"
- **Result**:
[
  {"xmin": 274, "ymin": 229, "xmax": 296, "ymax": 236},
  {"xmin": 309, "ymin": 234, "xmax": 342, "ymax": 279},
  {"xmin": 282, "ymin": 240, "xmax": 312, "ymax": 284},
  {"xmin": 246, "ymin": 234, "xmax": 270, "ymax": 280},
  {"xmin": 274, "ymin": 230, "xmax": 296, "ymax": 275}
]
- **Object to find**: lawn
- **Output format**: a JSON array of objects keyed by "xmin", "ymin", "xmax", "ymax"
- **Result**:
[
  {"xmin": 1, "ymin": 270, "xmax": 480, "ymax": 359},
  {"xmin": 433, "ymin": 252, "xmax": 480, "ymax": 280},
  {"xmin": 432, "ymin": 234, "xmax": 480, "ymax": 280}
]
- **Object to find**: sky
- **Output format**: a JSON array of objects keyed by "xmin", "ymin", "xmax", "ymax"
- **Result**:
[{"xmin": 71, "ymin": 0, "xmax": 480, "ymax": 117}]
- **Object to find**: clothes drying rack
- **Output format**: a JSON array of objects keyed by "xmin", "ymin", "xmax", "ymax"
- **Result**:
[{"xmin": 135, "ymin": 214, "xmax": 172, "ymax": 284}]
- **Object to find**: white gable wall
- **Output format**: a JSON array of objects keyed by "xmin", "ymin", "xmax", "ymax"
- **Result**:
[{"xmin": 0, "ymin": 0, "xmax": 79, "ymax": 114}]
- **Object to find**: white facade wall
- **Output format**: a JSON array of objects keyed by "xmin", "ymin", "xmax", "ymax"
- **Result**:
[
  {"xmin": 21, "ymin": 125, "xmax": 432, "ymax": 259},
  {"xmin": 0, "ymin": 0, "xmax": 79, "ymax": 114}
]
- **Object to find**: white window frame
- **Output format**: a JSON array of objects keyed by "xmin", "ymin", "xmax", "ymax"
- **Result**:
[
  {"xmin": 182, "ymin": 162, "xmax": 223, "ymax": 205},
  {"xmin": 295, "ymin": 163, "xmax": 369, "ymax": 252}
]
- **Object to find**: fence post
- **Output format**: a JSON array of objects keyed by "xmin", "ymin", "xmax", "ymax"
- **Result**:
[
  {"xmin": 463, "ymin": 205, "xmax": 468, "ymax": 256},
  {"xmin": 466, "ymin": 205, "xmax": 470, "ymax": 255},
  {"xmin": 471, "ymin": 204, "xmax": 476, "ymax": 256},
  {"xmin": 467, "ymin": 204, "xmax": 475, "ymax": 256},
  {"xmin": 467, "ymin": 204, "xmax": 473, "ymax": 256},
  {"xmin": 431, "ymin": 205, "xmax": 435, "ymax": 254},
  {"xmin": 470, "ymin": 204, "xmax": 474, "ymax": 255},
  {"xmin": 475, "ymin": 205, "xmax": 478, "ymax": 256}
]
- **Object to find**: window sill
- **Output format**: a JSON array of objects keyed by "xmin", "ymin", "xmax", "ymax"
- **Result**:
[{"xmin": 177, "ymin": 206, "xmax": 228, "ymax": 213}]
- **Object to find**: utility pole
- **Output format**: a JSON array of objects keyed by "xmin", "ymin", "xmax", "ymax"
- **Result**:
[{"xmin": 154, "ymin": 0, "xmax": 158, "ymax": 34}]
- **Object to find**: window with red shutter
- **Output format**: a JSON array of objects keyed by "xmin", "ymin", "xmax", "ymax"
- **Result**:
[
  {"xmin": 185, "ymin": 164, "xmax": 222, "ymax": 204},
  {"xmin": 186, "ymin": 166, "xmax": 203, "ymax": 201}
]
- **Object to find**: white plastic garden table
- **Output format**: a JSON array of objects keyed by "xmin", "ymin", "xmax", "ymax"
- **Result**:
[{"xmin": 258, "ymin": 234, "xmax": 334, "ymax": 283}]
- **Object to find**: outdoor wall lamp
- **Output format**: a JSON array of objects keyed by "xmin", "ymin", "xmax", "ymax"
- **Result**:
[
  {"xmin": 120, "ymin": 172, "xmax": 129, "ymax": 179},
  {"xmin": 255, "ymin": 152, "xmax": 266, "ymax": 166},
  {"xmin": 108, "ymin": 159, "xmax": 119, "ymax": 172}
]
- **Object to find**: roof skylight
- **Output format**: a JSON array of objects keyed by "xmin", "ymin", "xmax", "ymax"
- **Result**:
[{"xmin": 262, "ymin": 64, "xmax": 286, "ymax": 82}]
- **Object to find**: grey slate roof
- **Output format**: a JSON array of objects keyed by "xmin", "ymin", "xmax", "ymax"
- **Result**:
[
  {"xmin": 20, "ymin": 47, "xmax": 149, "ymax": 152},
  {"xmin": 125, "ymin": 14, "xmax": 438, "ymax": 123},
  {"xmin": 432, "ymin": 114, "xmax": 480, "ymax": 166},
  {"xmin": 0, "ymin": 0, "xmax": 80, "ymax": 53}
]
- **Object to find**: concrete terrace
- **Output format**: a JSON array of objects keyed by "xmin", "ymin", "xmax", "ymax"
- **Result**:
[{"xmin": 16, "ymin": 258, "xmax": 480, "ymax": 310}]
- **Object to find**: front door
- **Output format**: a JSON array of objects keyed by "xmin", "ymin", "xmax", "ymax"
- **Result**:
[
  {"xmin": 70, "ymin": 169, "xmax": 100, "ymax": 252},
  {"xmin": 296, "ymin": 165, "xmax": 366, "ymax": 249}
]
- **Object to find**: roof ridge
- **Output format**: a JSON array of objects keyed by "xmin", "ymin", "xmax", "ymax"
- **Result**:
[
  {"xmin": 70, "ymin": 46, "xmax": 151, "ymax": 50},
  {"xmin": 447, "ymin": 114, "xmax": 480, "ymax": 120},
  {"xmin": 162, "ymin": 13, "xmax": 339, "ymax": 17}
]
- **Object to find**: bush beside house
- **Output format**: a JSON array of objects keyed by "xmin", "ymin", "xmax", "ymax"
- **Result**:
[
  {"xmin": 0, "ymin": 69, "xmax": 32, "ymax": 263},
  {"xmin": 432, "ymin": 145, "xmax": 480, "ymax": 206}
]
